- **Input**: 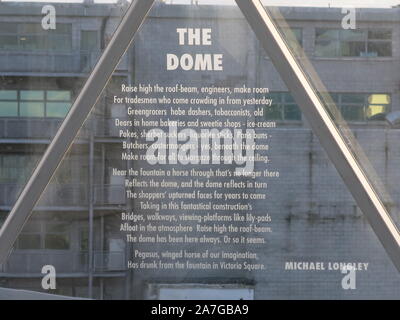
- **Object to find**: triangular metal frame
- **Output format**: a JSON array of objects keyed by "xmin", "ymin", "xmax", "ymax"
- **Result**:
[{"xmin": 1, "ymin": 0, "xmax": 400, "ymax": 277}]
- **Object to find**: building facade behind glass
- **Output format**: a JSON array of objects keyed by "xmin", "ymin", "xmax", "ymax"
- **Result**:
[{"xmin": 0, "ymin": 2, "xmax": 399, "ymax": 299}]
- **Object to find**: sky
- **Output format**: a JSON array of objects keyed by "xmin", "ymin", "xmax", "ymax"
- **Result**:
[{"xmin": 2, "ymin": 0, "xmax": 400, "ymax": 8}]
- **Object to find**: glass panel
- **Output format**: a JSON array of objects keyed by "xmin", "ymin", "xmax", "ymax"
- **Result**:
[
  {"xmin": 81, "ymin": 31, "xmax": 99, "ymax": 51},
  {"xmin": 19, "ymin": 35, "xmax": 47, "ymax": 51},
  {"xmin": 0, "ymin": 22, "xmax": 18, "ymax": 33},
  {"xmin": 0, "ymin": 101, "xmax": 18, "ymax": 116},
  {"xmin": 2, "ymin": 0, "xmax": 400, "ymax": 302},
  {"xmin": 266, "ymin": 4, "xmax": 400, "ymax": 300},
  {"xmin": 366, "ymin": 94, "xmax": 391, "ymax": 120},
  {"xmin": 341, "ymin": 105, "xmax": 365, "ymax": 121},
  {"xmin": 329, "ymin": 93, "xmax": 339, "ymax": 102},
  {"xmin": 284, "ymin": 104, "xmax": 301, "ymax": 120},
  {"xmin": 48, "ymin": 35, "xmax": 72, "ymax": 52},
  {"xmin": 0, "ymin": 1, "xmax": 130, "ymax": 270},
  {"xmin": 366, "ymin": 105, "xmax": 387, "ymax": 120},
  {"xmin": 47, "ymin": 91, "xmax": 71, "ymax": 101},
  {"xmin": 340, "ymin": 29, "xmax": 366, "ymax": 41},
  {"xmin": 283, "ymin": 92, "xmax": 295, "ymax": 103},
  {"xmin": 17, "ymin": 234, "xmax": 41, "ymax": 250},
  {"xmin": 46, "ymin": 102, "xmax": 71, "ymax": 118},
  {"xmin": 0, "ymin": 154, "xmax": 40, "ymax": 184},
  {"xmin": 368, "ymin": 30, "xmax": 392, "ymax": 40},
  {"xmin": 281, "ymin": 27, "xmax": 302, "ymax": 54},
  {"xmin": 22, "ymin": 221, "xmax": 41, "ymax": 233},
  {"xmin": 46, "ymin": 222, "xmax": 69, "ymax": 233},
  {"xmin": 265, "ymin": 104, "xmax": 282, "ymax": 120},
  {"xmin": 368, "ymin": 93, "xmax": 390, "ymax": 105},
  {"xmin": 52, "ymin": 24, "xmax": 72, "ymax": 35},
  {"xmin": 44, "ymin": 234, "xmax": 70, "ymax": 250},
  {"xmin": 341, "ymin": 93, "xmax": 365, "ymax": 103},
  {"xmin": 0, "ymin": 90, "xmax": 17, "ymax": 100},
  {"xmin": 315, "ymin": 40, "xmax": 339, "ymax": 57},
  {"xmin": 341, "ymin": 41, "xmax": 365, "ymax": 57},
  {"xmin": 316, "ymin": 28, "xmax": 339, "ymax": 40},
  {"xmin": 20, "ymin": 90, "xmax": 44, "ymax": 101},
  {"xmin": 19, "ymin": 23, "xmax": 43, "ymax": 34},
  {"xmin": 80, "ymin": 228, "xmax": 89, "ymax": 251},
  {"xmin": 316, "ymin": 28, "xmax": 393, "ymax": 58},
  {"xmin": 19, "ymin": 102, "xmax": 44, "ymax": 117},
  {"xmin": 367, "ymin": 42, "xmax": 392, "ymax": 57},
  {"xmin": 0, "ymin": 35, "xmax": 18, "ymax": 50}
]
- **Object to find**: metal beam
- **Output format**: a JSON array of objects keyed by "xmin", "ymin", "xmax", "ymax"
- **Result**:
[
  {"xmin": 88, "ymin": 133, "xmax": 95, "ymax": 298},
  {"xmin": 235, "ymin": 0, "xmax": 400, "ymax": 272},
  {"xmin": 0, "ymin": 0, "xmax": 156, "ymax": 265}
]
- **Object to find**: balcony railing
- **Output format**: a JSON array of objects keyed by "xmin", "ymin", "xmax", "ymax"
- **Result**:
[
  {"xmin": 37, "ymin": 183, "xmax": 88, "ymax": 207},
  {"xmin": 0, "ymin": 250, "xmax": 126, "ymax": 274},
  {"xmin": 0, "ymin": 51, "xmax": 100, "ymax": 74},
  {"xmin": 0, "ymin": 50, "xmax": 129, "ymax": 74},
  {"xmin": 93, "ymin": 251, "xmax": 127, "ymax": 272},
  {"xmin": 0, "ymin": 118, "xmax": 62, "ymax": 139},
  {"xmin": 0, "ymin": 116, "xmax": 127, "ymax": 139},
  {"xmin": 0, "ymin": 117, "xmax": 93, "ymax": 139},
  {"xmin": 94, "ymin": 184, "xmax": 126, "ymax": 206},
  {"xmin": 93, "ymin": 117, "xmax": 137, "ymax": 138},
  {"xmin": 0, "ymin": 183, "xmax": 126, "ymax": 207}
]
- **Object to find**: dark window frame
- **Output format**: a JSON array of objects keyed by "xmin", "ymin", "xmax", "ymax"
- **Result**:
[
  {"xmin": 264, "ymin": 92, "xmax": 302, "ymax": 121},
  {"xmin": 0, "ymin": 89, "xmax": 71, "ymax": 118},
  {"xmin": 0, "ymin": 22, "xmax": 72, "ymax": 53},
  {"xmin": 315, "ymin": 28, "xmax": 392, "ymax": 58},
  {"xmin": 16, "ymin": 220, "xmax": 71, "ymax": 251},
  {"xmin": 327, "ymin": 92, "xmax": 391, "ymax": 122}
]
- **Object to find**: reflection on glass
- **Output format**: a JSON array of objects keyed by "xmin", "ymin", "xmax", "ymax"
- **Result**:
[
  {"xmin": 81, "ymin": 30, "xmax": 100, "ymax": 51},
  {"xmin": 1, "ymin": 0, "xmax": 400, "ymax": 301},
  {"xmin": 0, "ymin": 154, "xmax": 40, "ymax": 184},
  {"xmin": 265, "ymin": 92, "xmax": 301, "ymax": 121},
  {"xmin": 315, "ymin": 28, "xmax": 392, "ymax": 57},
  {"xmin": 47, "ymin": 91, "xmax": 71, "ymax": 101},
  {"xmin": 19, "ymin": 102, "xmax": 45, "ymax": 117},
  {"xmin": 0, "ymin": 23, "xmax": 72, "ymax": 52},
  {"xmin": 0, "ymin": 90, "xmax": 72, "ymax": 118},
  {"xmin": 324, "ymin": 92, "xmax": 391, "ymax": 121},
  {"xmin": 0, "ymin": 102, "xmax": 18, "ymax": 117},
  {"xmin": 0, "ymin": 2, "xmax": 131, "ymax": 294}
]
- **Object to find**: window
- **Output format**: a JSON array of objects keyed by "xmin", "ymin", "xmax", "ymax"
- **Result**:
[
  {"xmin": 0, "ymin": 154, "xmax": 41, "ymax": 184},
  {"xmin": 264, "ymin": 92, "xmax": 389, "ymax": 122},
  {"xmin": 0, "ymin": 212, "xmax": 6, "ymax": 229},
  {"xmin": 265, "ymin": 92, "xmax": 302, "ymax": 121},
  {"xmin": 16, "ymin": 221, "xmax": 70, "ymax": 250},
  {"xmin": 282, "ymin": 27, "xmax": 303, "ymax": 55},
  {"xmin": 0, "ymin": 90, "xmax": 18, "ymax": 116},
  {"xmin": 45, "ymin": 222, "xmax": 70, "ymax": 250},
  {"xmin": 315, "ymin": 28, "xmax": 392, "ymax": 57},
  {"xmin": 54, "ymin": 155, "xmax": 89, "ymax": 184},
  {"xmin": 17, "ymin": 222, "xmax": 41, "ymax": 250},
  {"xmin": 262, "ymin": 28, "xmax": 302, "ymax": 58},
  {"xmin": 20, "ymin": 90, "xmax": 45, "ymax": 117},
  {"xmin": 0, "ymin": 90, "xmax": 71, "ymax": 118},
  {"xmin": 0, "ymin": 23, "xmax": 72, "ymax": 52},
  {"xmin": 80, "ymin": 30, "xmax": 100, "ymax": 71},
  {"xmin": 327, "ymin": 93, "xmax": 391, "ymax": 121},
  {"xmin": 81, "ymin": 30, "xmax": 99, "ymax": 52},
  {"xmin": 79, "ymin": 228, "xmax": 89, "ymax": 251}
]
